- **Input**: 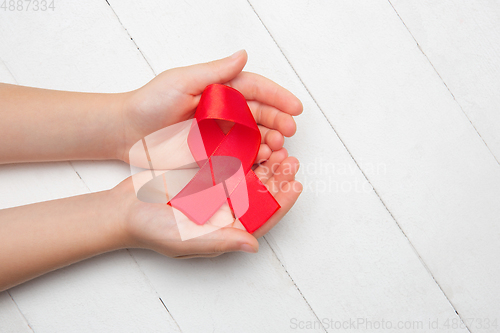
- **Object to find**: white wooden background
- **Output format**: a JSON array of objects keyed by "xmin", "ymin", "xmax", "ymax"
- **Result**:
[{"xmin": 1, "ymin": 1, "xmax": 499, "ymax": 332}]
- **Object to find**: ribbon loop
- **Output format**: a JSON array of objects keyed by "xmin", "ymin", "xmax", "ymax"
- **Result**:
[{"xmin": 169, "ymin": 84, "xmax": 280, "ymax": 233}]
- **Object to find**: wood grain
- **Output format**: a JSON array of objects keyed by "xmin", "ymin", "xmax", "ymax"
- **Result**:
[
  {"xmin": 0, "ymin": 292, "xmax": 32, "ymax": 333},
  {"xmin": 250, "ymin": 0, "xmax": 500, "ymax": 328},
  {"xmin": 106, "ymin": 0, "xmax": 466, "ymax": 331},
  {"xmin": 0, "ymin": 1, "xmax": 178, "ymax": 331},
  {"xmin": 1, "ymin": 0, "xmax": 497, "ymax": 331}
]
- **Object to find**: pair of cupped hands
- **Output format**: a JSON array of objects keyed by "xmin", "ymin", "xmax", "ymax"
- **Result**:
[{"xmin": 117, "ymin": 50, "xmax": 302, "ymax": 258}]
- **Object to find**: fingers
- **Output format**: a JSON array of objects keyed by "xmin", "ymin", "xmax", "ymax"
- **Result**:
[
  {"xmin": 228, "ymin": 72, "xmax": 303, "ymax": 116},
  {"xmin": 167, "ymin": 155, "xmax": 301, "ymax": 256},
  {"xmin": 175, "ymin": 253, "xmax": 222, "ymax": 259},
  {"xmin": 258, "ymin": 125, "xmax": 284, "ymax": 151},
  {"xmin": 252, "ymin": 180, "xmax": 303, "ymax": 238},
  {"xmin": 175, "ymin": 227, "xmax": 259, "ymax": 257},
  {"xmin": 255, "ymin": 124, "xmax": 286, "ymax": 164},
  {"xmin": 249, "ymin": 101, "xmax": 297, "ymax": 137},
  {"xmin": 252, "ymin": 156, "xmax": 301, "ymax": 238},
  {"xmin": 175, "ymin": 50, "xmax": 248, "ymax": 95},
  {"xmin": 254, "ymin": 148, "xmax": 288, "ymax": 182},
  {"xmin": 265, "ymin": 156, "xmax": 300, "ymax": 194},
  {"xmin": 256, "ymin": 144, "xmax": 272, "ymax": 164}
]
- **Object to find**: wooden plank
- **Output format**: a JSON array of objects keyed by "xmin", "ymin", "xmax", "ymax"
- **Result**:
[
  {"xmin": 0, "ymin": 60, "xmax": 16, "ymax": 84},
  {"xmin": 249, "ymin": 0, "xmax": 500, "ymax": 328},
  {"xmin": 391, "ymin": 0, "xmax": 500, "ymax": 162},
  {"xmin": 0, "ymin": 162, "xmax": 89, "ymax": 209},
  {"xmin": 9, "ymin": 251, "xmax": 180, "ymax": 333},
  {"xmin": 0, "ymin": 292, "xmax": 32, "ymax": 333},
  {"xmin": 0, "ymin": 1, "xmax": 152, "ymax": 92},
  {"xmin": 0, "ymin": 1, "xmax": 320, "ymax": 331},
  {"xmin": 131, "ymin": 246, "xmax": 324, "ymax": 333},
  {"xmin": 0, "ymin": 1, "xmax": 180, "ymax": 331},
  {"xmin": 0, "ymin": 167, "xmax": 179, "ymax": 331},
  {"xmin": 70, "ymin": 160, "xmax": 131, "ymax": 192},
  {"xmin": 106, "ymin": 0, "xmax": 466, "ymax": 330}
]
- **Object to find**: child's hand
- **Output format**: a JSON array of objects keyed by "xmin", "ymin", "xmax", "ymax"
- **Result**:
[
  {"xmin": 0, "ymin": 52, "xmax": 304, "ymax": 290},
  {"xmin": 113, "ymin": 51, "xmax": 303, "ymax": 257},
  {"xmin": 118, "ymin": 50, "xmax": 303, "ymax": 164},
  {"xmin": 115, "ymin": 148, "xmax": 301, "ymax": 258}
]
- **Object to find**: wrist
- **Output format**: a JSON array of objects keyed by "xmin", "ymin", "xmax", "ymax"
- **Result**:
[
  {"xmin": 85, "ymin": 190, "xmax": 129, "ymax": 252},
  {"xmin": 98, "ymin": 92, "xmax": 131, "ymax": 161},
  {"xmin": 113, "ymin": 89, "xmax": 148, "ymax": 163},
  {"xmin": 105, "ymin": 178, "xmax": 141, "ymax": 249}
]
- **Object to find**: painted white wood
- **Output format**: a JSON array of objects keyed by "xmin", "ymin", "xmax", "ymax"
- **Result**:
[
  {"xmin": 249, "ymin": 0, "xmax": 500, "ymax": 329},
  {"xmin": 0, "ymin": 1, "xmax": 180, "ymax": 332},
  {"xmin": 0, "ymin": 60, "xmax": 16, "ymax": 84},
  {"xmin": 70, "ymin": 160, "xmax": 131, "ymax": 192},
  {"xmin": 105, "ymin": 0, "xmax": 466, "ymax": 331},
  {"xmin": 3, "ymin": 0, "xmax": 496, "ymax": 330},
  {"xmin": 0, "ymin": 292, "xmax": 32, "ymax": 333},
  {"xmin": 9, "ymin": 251, "xmax": 180, "ymax": 333},
  {"xmin": 0, "ymin": 1, "xmax": 321, "ymax": 331},
  {"xmin": 131, "ymin": 246, "xmax": 324, "ymax": 333},
  {"xmin": 391, "ymin": 0, "xmax": 500, "ymax": 163},
  {"xmin": 0, "ymin": 2, "xmax": 152, "ymax": 92},
  {"xmin": 0, "ymin": 162, "xmax": 89, "ymax": 209},
  {"xmin": 0, "ymin": 164, "xmax": 179, "ymax": 332}
]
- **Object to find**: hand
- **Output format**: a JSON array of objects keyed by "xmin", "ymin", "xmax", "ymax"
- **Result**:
[
  {"xmin": 116, "ymin": 148, "xmax": 302, "ymax": 258},
  {"xmin": 118, "ymin": 50, "xmax": 303, "ymax": 165},
  {"xmin": 0, "ymin": 52, "xmax": 305, "ymax": 290},
  {"xmin": 113, "ymin": 50, "xmax": 304, "ymax": 257}
]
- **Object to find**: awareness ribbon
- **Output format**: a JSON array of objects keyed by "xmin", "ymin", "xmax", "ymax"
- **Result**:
[{"xmin": 168, "ymin": 84, "xmax": 280, "ymax": 233}]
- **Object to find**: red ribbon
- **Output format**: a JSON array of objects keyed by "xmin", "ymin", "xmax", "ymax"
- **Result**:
[{"xmin": 168, "ymin": 84, "xmax": 280, "ymax": 233}]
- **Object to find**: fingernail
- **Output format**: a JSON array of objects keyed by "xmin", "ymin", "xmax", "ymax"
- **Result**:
[
  {"xmin": 240, "ymin": 243, "xmax": 257, "ymax": 253},
  {"xmin": 230, "ymin": 49, "xmax": 245, "ymax": 59}
]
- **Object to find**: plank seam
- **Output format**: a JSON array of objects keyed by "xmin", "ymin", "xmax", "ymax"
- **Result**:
[
  {"xmin": 104, "ymin": 0, "xmax": 157, "ymax": 76},
  {"xmin": 387, "ymin": 0, "xmax": 500, "ymax": 169},
  {"xmin": 7, "ymin": 291, "xmax": 34, "ymax": 333},
  {"xmin": 3, "ymin": 4, "xmax": 171, "ymax": 329},
  {"xmin": 246, "ymin": 0, "xmax": 470, "ymax": 330},
  {"xmin": 0, "ymin": 56, "xmax": 18, "ymax": 84},
  {"xmin": 159, "ymin": 296, "xmax": 181, "ymax": 331},
  {"xmin": 263, "ymin": 236, "xmax": 328, "ymax": 333},
  {"xmin": 127, "ymin": 249, "xmax": 183, "ymax": 332},
  {"xmin": 101, "ymin": 2, "xmax": 328, "ymax": 329},
  {"xmin": 100, "ymin": 2, "xmax": 185, "ymax": 328},
  {"xmin": 68, "ymin": 162, "xmax": 91, "ymax": 192},
  {"xmin": 1, "ymin": 64, "xmax": 83, "ymax": 333},
  {"xmin": 386, "ymin": 2, "xmax": 480, "ymax": 331}
]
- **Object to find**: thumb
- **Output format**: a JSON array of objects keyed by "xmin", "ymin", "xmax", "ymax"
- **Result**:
[
  {"xmin": 210, "ymin": 227, "xmax": 259, "ymax": 254},
  {"xmin": 176, "ymin": 50, "xmax": 248, "ymax": 95}
]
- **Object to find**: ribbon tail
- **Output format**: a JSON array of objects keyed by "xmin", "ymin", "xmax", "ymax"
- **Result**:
[{"xmin": 237, "ymin": 171, "xmax": 281, "ymax": 233}]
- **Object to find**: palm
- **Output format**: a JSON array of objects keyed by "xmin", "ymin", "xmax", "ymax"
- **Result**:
[
  {"xmin": 121, "ymin": 51, "xmax": 301, "ymax": 164},
  {"xmin": 122, "ymin": 76, "xmax": 196, "ymax": 163},
  {"xmin": 119, "ymin": 145, "xmax": 301, "ymax": 258},
  {"xmin": 117, "ymin": 51, "xmax": 304, "ymax": 257}
]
